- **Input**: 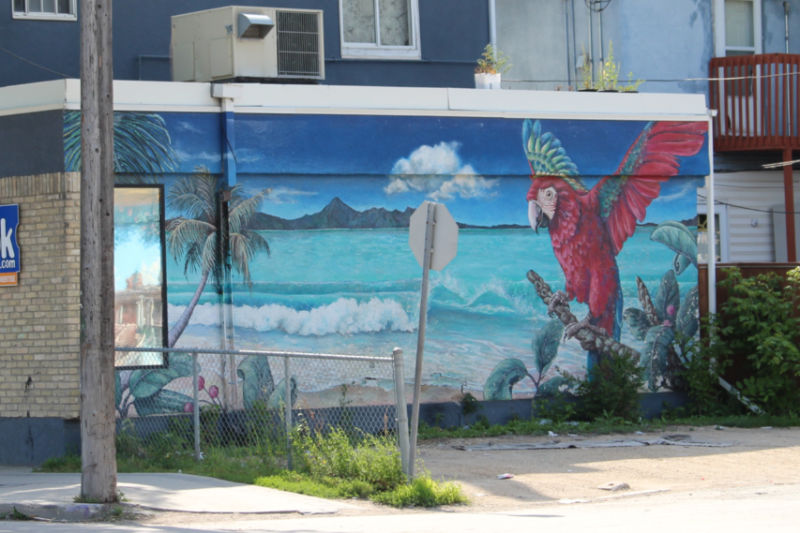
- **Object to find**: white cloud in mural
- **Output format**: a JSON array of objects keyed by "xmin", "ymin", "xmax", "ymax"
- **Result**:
[
  {"xmin": 139, "ymin": 258, "xmax": 162, "ymax": 287},
  {"xmin": 652, "ymin": 180, "xmax": 697, "ymax": 204},
  {"xmin": 233, "ymin": 148, "xmax": 266, "ymax": 164},
  {"xmin": 266, "ymin": 186, "xmax": 318, "ymax": 204},
  {"xmin": 174, "ymin": 148, "xmax": 219, "ymax": 165},
  {"xmin": 385, "ymin": 141, "xmax": 498, "ymax": 200},
  {"xmin": 175, "ymin": 121, "xmax": 203, "ymax": 134}
]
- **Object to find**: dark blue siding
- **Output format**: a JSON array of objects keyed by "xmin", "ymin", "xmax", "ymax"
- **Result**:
[
  {"xmin": 0, "ymin": 0, "xmax": 489, "ymax": 88},
  {"xmin": 0, "ymin": 111, "xmax": 64, "ymax": 177}
]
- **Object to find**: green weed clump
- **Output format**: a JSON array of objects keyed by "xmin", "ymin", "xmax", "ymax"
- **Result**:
[
  {"xmin": 372, "ymin": 474, "xmax": 467, "ymax": 507},
  {"xmin": 291, "ymin": 427, "xmax": 405, "ymax": 492},
  {"xmin": 286, "ymin": 427, "xmax": 466, "ymax": 507},
  {"xmin": 574, "ymin": 352, "xmax": 644, "ymax": 422}
]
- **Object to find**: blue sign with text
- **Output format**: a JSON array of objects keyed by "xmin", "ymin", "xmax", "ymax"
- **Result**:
[{"xmin": 0, "ymin": 204, "xmax": 20, "ymax": 285}]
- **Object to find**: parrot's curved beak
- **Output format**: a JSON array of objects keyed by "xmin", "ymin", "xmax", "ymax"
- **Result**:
[{"xmin": 528, "ymin": 200, "xmax": 548, "ymax": 232}]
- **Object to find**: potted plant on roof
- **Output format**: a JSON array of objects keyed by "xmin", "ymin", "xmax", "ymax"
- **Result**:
[{"xmin": 474, "ymin": 44, "xmax": 510, "ymax": 89}]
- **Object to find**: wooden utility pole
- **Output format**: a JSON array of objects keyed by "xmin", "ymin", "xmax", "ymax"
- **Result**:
[{"xmin": 79, "ymin": 0, "xmax": 117, "ymax": 501}]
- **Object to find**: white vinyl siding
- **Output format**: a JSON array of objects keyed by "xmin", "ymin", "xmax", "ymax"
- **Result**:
[{"xmin": 700, "ymin": 170, "xmax": 800, "ymax": 262}]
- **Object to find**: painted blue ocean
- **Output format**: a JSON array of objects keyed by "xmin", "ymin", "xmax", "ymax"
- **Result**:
[{"xmin": 166, "ymin": 227, "xmax": 697, "ymax": 395}]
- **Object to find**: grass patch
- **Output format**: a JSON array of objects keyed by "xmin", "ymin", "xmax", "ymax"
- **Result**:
[
  {"xmin": 3, "ymin": 507, "xmax": 33, "ymax": 520},
  {"xmin": 36, "ymin": 426, "xmax": 466, "ymax": 509},
  {"xmin": 37, "ymin": 454, "xmax": 82, "ymax": 472},
  {"xmin": 255, "ymin": 471, "xmax": 374, "ymax": 499},
  {"xmin": 417, "ymin": 412, "xmax": 800, "ymax": 441},
  {"xmin": 36, "ymin": 412, "xmax": 797, "ymax": 509}
]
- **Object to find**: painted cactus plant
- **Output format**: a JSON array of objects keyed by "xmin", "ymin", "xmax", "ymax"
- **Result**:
[
  {"xmin": 483, "ymin": 319, "xmax": 564, "ymax": 400},
  {"xmin": 623, "ymin": 220, "xmax": 699, "ymax": 391}
]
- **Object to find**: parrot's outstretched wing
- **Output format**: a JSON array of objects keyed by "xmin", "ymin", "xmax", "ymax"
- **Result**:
[
  {"xmin": 593, "ymin": 121, "xmax": 707, "ymax": 254},
  {"xmin": 522, "ymin": 119, "xmax": 587, "ymax": 192}
]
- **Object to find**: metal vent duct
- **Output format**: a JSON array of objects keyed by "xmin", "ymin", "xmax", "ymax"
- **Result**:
[{"xmin": 238, "ymin": 12, "xmax": 274, "ymax": 39}]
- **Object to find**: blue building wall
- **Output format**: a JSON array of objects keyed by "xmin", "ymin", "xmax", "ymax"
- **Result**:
[
  {"xmin": 496, "ymin": 0, "xmax": 800, "ymax": 95},
  {"xmin": 0, "ymin": 0, "xmax": 489, "ymax": 89}
]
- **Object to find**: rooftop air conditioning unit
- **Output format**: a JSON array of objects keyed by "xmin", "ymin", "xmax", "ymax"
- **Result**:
[{"xmin": 171, "ymin": 6, "xmax": 324, "ymax": 83}]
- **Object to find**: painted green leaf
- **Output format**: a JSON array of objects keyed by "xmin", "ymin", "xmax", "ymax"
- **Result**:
[
  {"xmin": 623, "ymin": 308, "xmax": 651, "ymax": 341},
  {"xmin": 650, "ymin": 221, "xmax": 697, "ymax": 269},
  {"xmin": 537, "ymin": 374, "xmax": 575, "ymax": 395},
  {"xmin": 133, "ymin": 389, "xmax": 193, "ymax": 416},
  {"xmin": 128, "ymin": 353, "xmax": 195, "ymax": 400},
  {"xmin": 673, "ymin": 253, "xmax": 693, "ymax": 275},
  {"xmin": 483, "ymin": 358, "xmax": 530, "ymax": 401},
  {"xmin": 267, "ymin": 377, "xmax": 298, "ymax": 410},
  {"xmin": 237, "ymin": 355, "xmax": 275, "ymax": 410},
  {"xmin": 677, "ymin": 286, "xmax": 699, "ymax": 338},
  {"xmin": 532, "ymin": 319, "xmax": 563, "ymax": 375},
  {"xmin": 129, "ymin": 368, "xmax": 181, "ymax": 399},
  {"xmin": 643, "ymin": 325, "xmax": 675, "ymax": 392},
  {"xmin": 167, "ymin": 352, "xmax": 195, "ymax": 377},
  {"xmin": 654, "ymin": 270, "xmax": 680, "ymax": 323}
]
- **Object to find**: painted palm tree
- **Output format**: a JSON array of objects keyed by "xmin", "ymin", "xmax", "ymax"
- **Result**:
[
  {"xmin": 63, "ymin": 111, "xmax": 177, "ymax": 174},
  {"xmin": 167, "ymin": 170, "xmax": 270, "ymax": 346}
]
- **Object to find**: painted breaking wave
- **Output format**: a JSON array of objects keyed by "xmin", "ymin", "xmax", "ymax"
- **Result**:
[{"xmin": 168, "ymin": 297, "xmax": 416, "ymax": 336}]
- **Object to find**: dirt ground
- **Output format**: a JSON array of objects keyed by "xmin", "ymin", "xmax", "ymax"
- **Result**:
[
  {"xmin": 137, "ymin": 425, "xmax": 800, "ymax": 527},
  {"xmin": 417, "ymin": 425, "xmax": 800, "ymax": 511}
]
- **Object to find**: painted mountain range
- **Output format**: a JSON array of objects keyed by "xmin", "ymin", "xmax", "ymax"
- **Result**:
[
  {"xmin": 251, "ymin": 197, "xmax": 415, "ymax": 230},
  {"xmin": 250, "ymin": 197, "xmax": 694, "ymax": 231}
]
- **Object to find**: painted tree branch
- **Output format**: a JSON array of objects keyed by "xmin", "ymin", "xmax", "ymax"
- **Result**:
[{"xmin": 526, "ymin": 270, "xmax": 641, "ymax": 363}]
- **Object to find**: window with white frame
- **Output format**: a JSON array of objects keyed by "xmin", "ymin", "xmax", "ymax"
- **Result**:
[
  {"xmin": 13, "ymin": 0, "xmax": 76, "ymax": 20},
  {"xmin": 697, "ymin": 204, "xmax": 729, "ymax": 264},
  {"xmin": 714, "ymin": 0, "xmax": 761, "ymax": 56},
  {"xmin": 340, "ymin": 0, "xmax": 420, "ymax": 59}
]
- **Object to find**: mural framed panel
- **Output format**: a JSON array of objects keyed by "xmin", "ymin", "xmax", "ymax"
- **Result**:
[
  {"xmin": 86, "ymin": 109, "xmax": 709, "ymax": 417},
  {"xmin": 114, "ymin": 185, "xmax": 168, "ymax": 369}
]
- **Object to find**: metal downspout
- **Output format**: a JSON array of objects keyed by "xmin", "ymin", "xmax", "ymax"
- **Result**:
[
  {"xmin": 212, "ymin": 83, "xmax": 241, "ymax": 407},
  {"xmin": 489, "ymin": 0, "xmax": 496, "ymax": 49},
  {"xmin": 784, "ymin": 1, "xmax": 790, "ymax": 54},
  {"xmin": 564, "ymin": 0, "xmax": 572, "ymax": 88},
  {"xmin": 707, "ymin": 110, "xmax": 716, "ymax": 316}
]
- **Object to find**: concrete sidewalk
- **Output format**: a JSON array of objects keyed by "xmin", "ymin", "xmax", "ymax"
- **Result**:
[{"xmin": 0, "ymin": 467, "xmax": 355, "ymax": 521}]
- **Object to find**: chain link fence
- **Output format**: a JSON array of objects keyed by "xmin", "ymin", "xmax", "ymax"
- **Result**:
[{"xmin": 114, "ymin": 347, "xmax": 409, "ymax": 470}]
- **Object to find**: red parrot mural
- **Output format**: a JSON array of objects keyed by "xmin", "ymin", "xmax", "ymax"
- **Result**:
[{"xmin": 523, "ymin": 120, "xmax": 707, "ymax": 367}]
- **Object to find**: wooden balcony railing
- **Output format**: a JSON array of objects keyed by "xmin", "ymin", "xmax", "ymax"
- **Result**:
[{"xmin": 709, "ymin": 54, "xmax": 800, "ymax": 151}]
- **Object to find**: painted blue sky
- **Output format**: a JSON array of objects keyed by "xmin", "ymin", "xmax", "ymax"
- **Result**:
[{"xmin": 164, "ymin": 113, "xmax": 709, "ymax": 227}]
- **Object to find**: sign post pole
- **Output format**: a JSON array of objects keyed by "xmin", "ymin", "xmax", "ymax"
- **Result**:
[
  {"xmin": 408, "ymin": 202, "xmax": 435, "ymax": 479},
  {"xmin": 407, "ymin": 201, "xmax": 458, "ymax": 479}
]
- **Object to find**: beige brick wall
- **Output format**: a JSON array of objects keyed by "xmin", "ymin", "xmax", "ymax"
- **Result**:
[{"xmin": 0, "ymin": 172, "xmax": 81, "ymax": 419}]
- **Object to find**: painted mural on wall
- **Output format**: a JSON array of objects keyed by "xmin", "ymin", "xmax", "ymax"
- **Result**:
[{"xmin": 64, "ymin": 111, "xmax": 708, "ymax": 417}]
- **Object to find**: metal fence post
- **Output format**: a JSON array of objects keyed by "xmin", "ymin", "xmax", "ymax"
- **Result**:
[
  {"xmin": 284, "ymin": 355, "xmax": 293, "ymax": 470},
  {"xmin": 192, "ymin": 352, "xmax": 201, "ymax": 460},
  {"xmin": 392, "ymin": 348, "xmax": 411, "ymax": 479}
]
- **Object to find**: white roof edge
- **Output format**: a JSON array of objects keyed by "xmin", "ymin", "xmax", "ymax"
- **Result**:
[
  {"xmin": 0, "ymin": 79, "xmax": 69, "ymax": 116},
  {"xmin": 0, "ymin": 79, "xmax": 709, "ymax": 120}
]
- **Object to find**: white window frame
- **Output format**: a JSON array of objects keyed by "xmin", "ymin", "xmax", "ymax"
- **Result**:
[
  {"xmin": 339, "ymin": 0, "xmax": 420, "ymax": 60},
  {"xmin": 697, "ymin": 203, "xmax": 730, "ymax": 264},
  {"xmin": 12, "ymin": 0, "xmax": 77, "ymax": 21},
  {"xmin": 714, "ymin": 0, "xmax": 762, "ymax": 57}
]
